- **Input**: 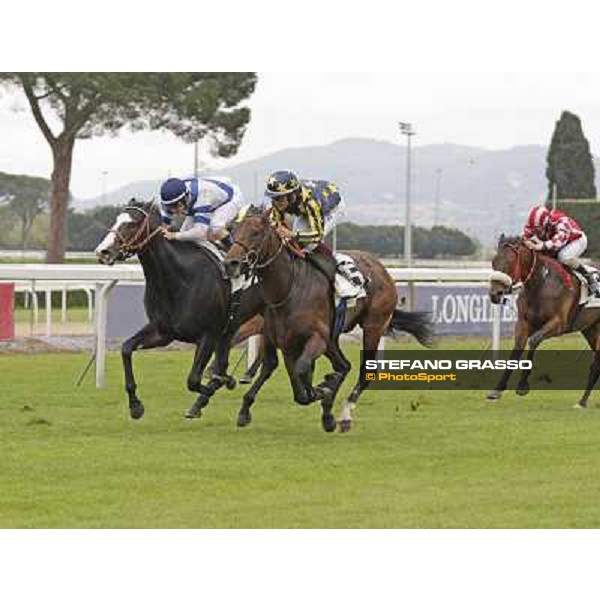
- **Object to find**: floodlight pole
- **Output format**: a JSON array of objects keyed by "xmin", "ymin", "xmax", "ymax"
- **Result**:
[{"xmin": 399, "ymin": 122, "xmax": 416, "ymax": 266}]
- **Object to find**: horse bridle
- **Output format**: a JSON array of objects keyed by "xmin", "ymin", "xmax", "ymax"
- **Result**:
[
  {"xmin": 112, "ymin": 206, "xmax": 162, "ymax": 259},
  {"xmin": 501, "ymin": 241, "xmax": 538, "ymax": 289},
  {"xmin": 230, "ymin": 218, "xmax": 297, "ymax": 309}
]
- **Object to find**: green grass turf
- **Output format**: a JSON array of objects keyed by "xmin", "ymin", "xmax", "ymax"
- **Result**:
[
  {"xmin": 14, "ymin": 306, "xmax": 91, "ymax": 324},
  {"xmin": 1, "ymin": 335, "xmax": 599, "ymax": 528}
]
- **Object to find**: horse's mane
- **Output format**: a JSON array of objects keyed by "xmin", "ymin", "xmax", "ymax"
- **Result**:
[
  {"xmin": 497, "ymin": 233, "xmax": 522, "ymax": 247},
  {"xmin": 125, "ymin": 197, "xmax": 160, "ymax": 215},
  {"xmin": 245, "ymin": 204, "xmax": 270, "ymax": 220}
]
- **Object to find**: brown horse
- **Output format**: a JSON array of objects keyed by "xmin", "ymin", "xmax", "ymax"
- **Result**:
[
  {"xmin": 224, "ymin": 208, "xmax": 433, "ymax": 432},
  {"xmin": 489, "ymin": 234, "xmax": 600, "ymax": 407}
]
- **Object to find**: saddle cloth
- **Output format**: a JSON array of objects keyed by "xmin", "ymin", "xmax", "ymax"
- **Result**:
[
  {"xmin": 334, "ymin": 253, "xmax": 367, "ymax": 308},
  {"xmin": 573, "ymin": 265, "xmax": 600, "ymax": 308},
  {"xmin": 197, "ymin": 240, "xmax": 254, "ymax": 293}
]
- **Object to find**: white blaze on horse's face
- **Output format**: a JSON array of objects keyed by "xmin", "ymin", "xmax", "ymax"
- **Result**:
[{"xmin": 95, "ymin": 212, "xmax": 134, "ymax": 263}]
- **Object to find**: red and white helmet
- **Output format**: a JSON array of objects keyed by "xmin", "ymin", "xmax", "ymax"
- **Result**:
[{"xmin": 527, "ymin": 205, "xmax": 550, "ymax": 231}]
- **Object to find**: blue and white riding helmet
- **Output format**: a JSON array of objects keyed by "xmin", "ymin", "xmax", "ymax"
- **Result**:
[{"xmin": 160, "ymin": 178, "xmax": 188, "ymax": 213}]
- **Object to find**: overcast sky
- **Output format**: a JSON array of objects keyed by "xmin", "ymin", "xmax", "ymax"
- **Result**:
[{"xmin": 1, "ymin": 72, "xmax": 599, "ymax": 199}]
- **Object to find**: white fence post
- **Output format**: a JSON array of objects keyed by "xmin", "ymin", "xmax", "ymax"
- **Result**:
[
  {"xmin": 61, "ymin": 287, "xmax": 67, "ymax": 323},
  {"xmin": 492, "ymin": 304, "xmax": 501, "ymax": 355},
  {"xmin": 45, "ymin": 289, "xmax": 52, "ymax": 337},
  {"xmin": 247, "ymin": 335, "xmax": 259, "ymax": 371},
  {"xmin": 95, "ymin": 281, "xmax": 117, "ymax": 388}
]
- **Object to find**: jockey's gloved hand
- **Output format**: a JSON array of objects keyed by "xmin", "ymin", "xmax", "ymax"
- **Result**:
[{"xmin": 525, "ymin": 239, "xmax": 544, "ymax": 251}]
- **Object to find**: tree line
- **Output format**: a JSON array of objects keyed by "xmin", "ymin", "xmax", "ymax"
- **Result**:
[
  {"xmin": 0, "ymin": 184, "xmax": 479, "ymax": 258},
  {"xmin": 333, "ymin": 222, "xmax": 477, "ymax": 258}
]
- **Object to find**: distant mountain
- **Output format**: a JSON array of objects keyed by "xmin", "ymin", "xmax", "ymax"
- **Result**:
[{"xmin": 75, "ymin": 138, "xmax": 600, "ymax": 246}]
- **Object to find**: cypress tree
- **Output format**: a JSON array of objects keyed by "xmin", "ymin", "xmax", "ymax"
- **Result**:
[{"xmin": 546, "ymin": 110, "xmax": 596, "ymax": 200}]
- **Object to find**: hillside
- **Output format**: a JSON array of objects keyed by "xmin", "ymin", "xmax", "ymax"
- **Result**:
[{"xmin": 75, "ymin": 138, "xmax": 600, "ymax": 246}]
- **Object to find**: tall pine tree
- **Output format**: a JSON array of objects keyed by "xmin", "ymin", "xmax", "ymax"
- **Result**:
[
  {"xmin": 0, "ymin": 73, "xmax": 257, "ymax": 262},
  {"xmin": 546, "ymin": 110, "xmax": 596, "ymax": 201}
]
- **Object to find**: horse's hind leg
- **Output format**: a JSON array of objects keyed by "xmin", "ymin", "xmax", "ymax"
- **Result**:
[
  {"xmin": 185, "ymin": 335, "xmax": 218, "ymax": 419},
  {"xmin": 237, "ymin": 340, "xmax": 278, "ymax": 427},
  {"xmin": 122, "ymin": 323, "xmax": 173, "ymax": 419},
  {"xmin": 339, "ymin": 324, "xmax": 382, "ymax": 433}
]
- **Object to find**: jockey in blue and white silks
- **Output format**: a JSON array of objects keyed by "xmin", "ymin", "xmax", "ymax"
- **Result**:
[{"xmin": 159, "ymin": 176, "xmax": 245, "ymax": 246}]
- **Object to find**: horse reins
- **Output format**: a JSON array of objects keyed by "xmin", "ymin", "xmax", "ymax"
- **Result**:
[
  {"xmin": 113, "ymin": 206, "xmax": 162, "ymax": 257},
  {"xmin": 505, "ymin": 242, "xmax": 538, "ymax": 287},
  {"xmin": 231, "ymin": 221, "xmax": 297, "ymax": 309}
]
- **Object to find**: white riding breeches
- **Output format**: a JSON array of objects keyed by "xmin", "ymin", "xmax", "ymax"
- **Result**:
[
  {"xmin": 210, "ymin": 187, "xmax": 245, "ymax": 230},
  {"xmin": 176, "ymin": 187, "xmax": 245, "ymax": 243},
  {"xmin": 557, "ymin": 234, "xmax": 587, "ymax": 268}
]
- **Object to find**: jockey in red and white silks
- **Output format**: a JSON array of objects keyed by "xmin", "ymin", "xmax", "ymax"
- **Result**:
[{"xmin": 523, "ymin": 205, "xmax": 599, "ymax": 295}]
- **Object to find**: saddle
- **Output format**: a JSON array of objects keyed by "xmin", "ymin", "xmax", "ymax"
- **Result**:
[
  {"xmin": 571, "ymin": 265, "xmax": 600, "ymax": 307},
  {"xmin": 197, "ymin": 241, "xmax": 228, "ymax": 279}
]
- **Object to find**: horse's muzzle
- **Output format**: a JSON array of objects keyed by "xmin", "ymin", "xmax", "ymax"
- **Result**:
[
  {"xmin": 489, "ymin": 290, "xmax": 507, "ymax": 305},
  {"xmin": 96, "ymin": 248, "xmax": 118, "ymax": 266}
]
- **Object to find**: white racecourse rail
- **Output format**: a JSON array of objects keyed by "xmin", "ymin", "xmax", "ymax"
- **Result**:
[{"xmin": 0, "ymin": 264, "xmax": 502, "ymax": 388}]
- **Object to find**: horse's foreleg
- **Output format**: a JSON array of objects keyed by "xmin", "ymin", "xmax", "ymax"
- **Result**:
[
  {"xmin": 237, "ymin": 340, "xmax": 278, "ymax": 427},
  {"xmin": 122, "ymin": 323, "xmax": 173, "ymax": 419},
  {"xmin": 318, "ymin": 338, "xmax": 351, "ymax": 433},
  {"xmin": 282, "ymin": 334, "xmax": 326, "ymax": 408},
  {"xmin": 487, "ymin": 318, "xmax": 530, "ymax": 401},
  {"xmin": 239, "ymin": 353, "xmax": 263, "ymax": 384},
  {"xmin": 577, "ymin": 352, "xmax": 600, "ymax": 408},
  {"xmin": 208, "ymin": 333, "xmax": 237, "ymax": 390},
  {"xmin": 185, "ymin": 335, "xmax": 218, "ymax": 419},
  {"xmin": 516, "ymin": 315, "xmax": 566, "ymax": 395},
  {"xmin": 577, "ymin": 324, "xmax": 600, "ymax": 408}
]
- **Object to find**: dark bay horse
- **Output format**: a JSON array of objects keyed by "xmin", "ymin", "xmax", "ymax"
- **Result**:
[
  {"xmin": 95, "ymin": 199, "xmax": 263, "ymax": 420},
  {"xmin": 489, "ymin": 234, "xmax": 600, "ymax": 407},
  {"xmin": 224, "ymin": 208, "xmax": 433, "ymax": 432}
]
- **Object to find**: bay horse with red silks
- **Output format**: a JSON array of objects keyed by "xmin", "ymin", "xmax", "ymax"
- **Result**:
[{"xmin": 489, "ymin": 234, "xmax": 600, "ymax": 407}]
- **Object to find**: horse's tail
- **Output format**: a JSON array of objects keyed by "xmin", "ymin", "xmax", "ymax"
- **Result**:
[{"xmin": 387, "ymin": 309, "xmax": 434, "ymax": 347}]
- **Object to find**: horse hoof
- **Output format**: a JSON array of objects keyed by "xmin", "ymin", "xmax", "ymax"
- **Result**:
[
  {"xmin": 322, "ymin": 414, "xmax": 337, "ymax": 433},
  {"xmin": 225, "ymin": 377, "xmax": 237, "ymax": 391},
  {"xmin": 486, "ymin": 390, "xmax": 502, "ymax": 401},
  {"xmin": 129, "ymin": 400, "xmax": 145, "ymax": 420},
  {"xmin": 338, "ymin": 420, "xmax": 352, "ymax": 433},
  {"xmin": 574, "ymin": 403, "xmax": 587, "ymax": 409},
  {"xmin": 237, "ymin": 412, "xmax": 252, "ymax": 427},
  {"xmin": 516, "ymin": 385, "xmax": 530, "ymax": 397},
  {"xmin": 294, "ymin": 393, "xmax": 315, "ymax": 406},
  {"xmin": 185, "ymin": 402, "xmax": 203, "ymax": 419}
]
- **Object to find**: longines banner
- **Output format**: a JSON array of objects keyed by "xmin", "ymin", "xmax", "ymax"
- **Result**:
[
  {"xmin": 396, "ymin": 284, "xmax": 518, "ymax": 336},
  {"xmin": 106, "ymin": 283, "xmax": 519, "ymax": 339},
  {"xmin": 362, "ymin": 350, "xmax": 595, "ymax": 391}
]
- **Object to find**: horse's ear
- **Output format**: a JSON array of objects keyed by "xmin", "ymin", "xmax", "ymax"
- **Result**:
[{"xmin": 498, "ymin": 233, "xmax": 505, "ymax": 247}]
